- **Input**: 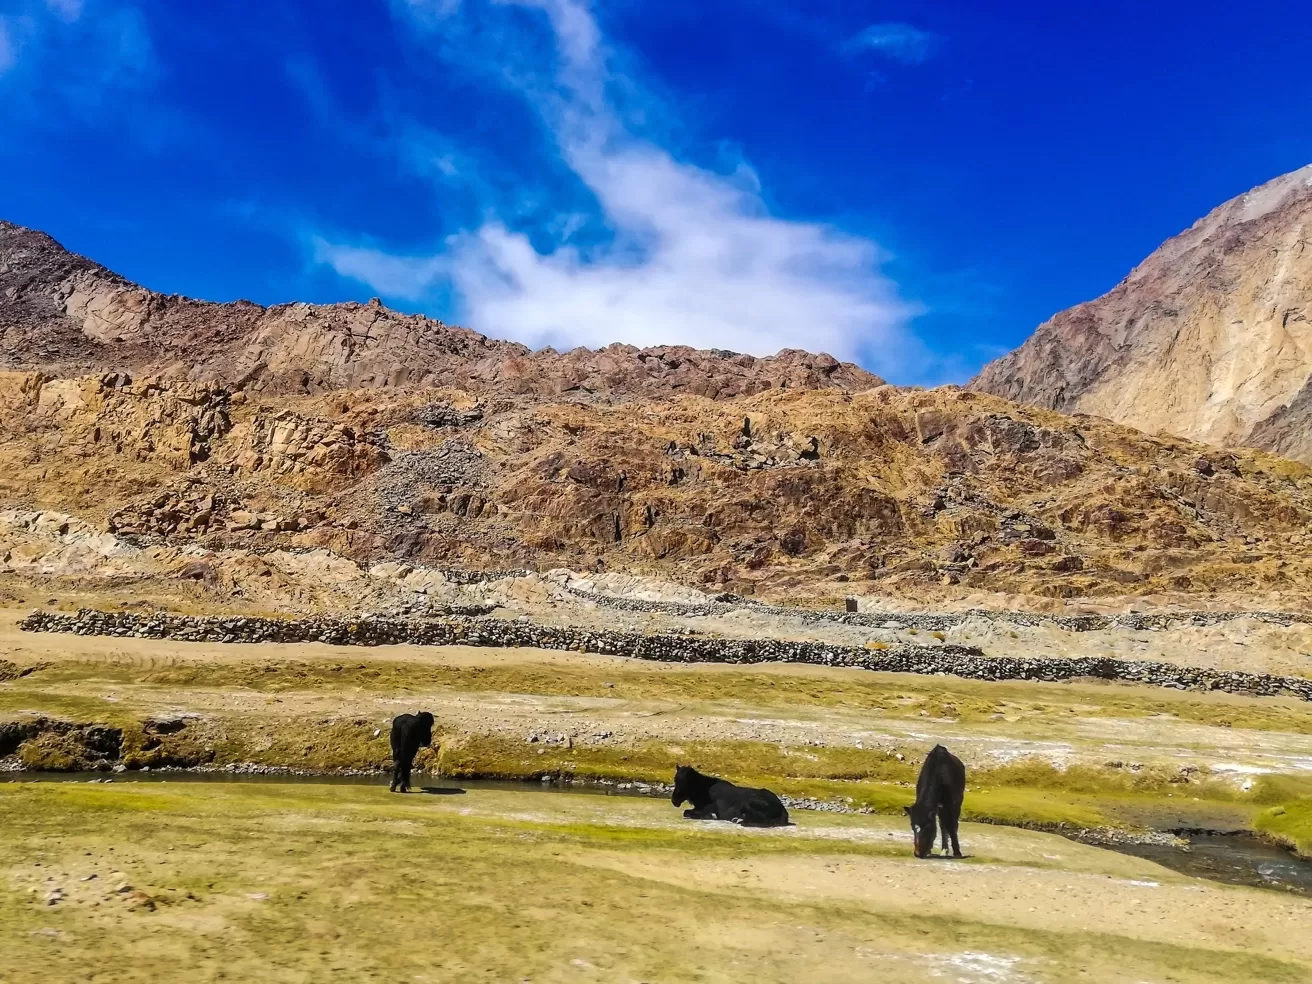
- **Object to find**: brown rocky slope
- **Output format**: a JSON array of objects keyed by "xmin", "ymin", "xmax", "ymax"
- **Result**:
[
  {"xmin": 971, "ymin": 164, "xmax": 1312, "ymax": 462},
  {"xmin": 2, "ymin": 370, "xmax": 1310, "ymax": 609},
  {"xmin": 4, "ymin": 220, "xmax": 1312, "ymax": 610}
]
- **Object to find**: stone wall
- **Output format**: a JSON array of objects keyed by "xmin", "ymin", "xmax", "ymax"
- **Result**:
[
  {"xmin": 19, "ymin": 609, "xmax": 1312, "ymax": 702},
  {"xmin": 557, "ymin": 583, "xmax": 1312, "ymax": 632}
]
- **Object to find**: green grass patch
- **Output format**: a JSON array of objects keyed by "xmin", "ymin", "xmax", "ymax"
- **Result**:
[
  {"xmin": 962, "ymin": 788, "xmax": 1109, "ymax": 828},
  {"xmin": 25, "ymin": 655, "xmax": 1312, "ymax": 734},
  {"xmin": 1254, "ymin": 797, "xmax": 1312, "ymax": 857}
]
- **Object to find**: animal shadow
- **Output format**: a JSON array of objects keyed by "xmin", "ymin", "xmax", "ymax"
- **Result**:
[
  {"xmin": 417, "ymin": 786, "xmax": 467, "ymax": 795},
  {"xmin": 682, "ymin": 815, "xmax": 797, "ymax": 828}
]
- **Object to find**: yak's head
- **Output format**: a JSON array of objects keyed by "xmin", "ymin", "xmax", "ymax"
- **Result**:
[
  {"xmin": 671, "ymin": 765, "xmax": 697, "ymax": 807},
  {"xmin": 904, "ymin": 803, "xmax": 937, "ymax": 859},
  {"xmin": 415, "ymin": 711, "xmax": 435, "ymax": 746}
]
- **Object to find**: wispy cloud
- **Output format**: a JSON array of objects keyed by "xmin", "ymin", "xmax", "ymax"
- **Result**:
[
  {"xmin": 312, "ymin": 237, "xmax": 446, "ymax": 301},
  {"xmin": 314, "ymin": 0, "xmax": 924, "ymax": 375},
  {"xmin": 0, "ymin": 0, "xmax": 155, "ymax": 121},
  {"xmin": 844, "ymin": 22, "xmax": 940, "ymax": 65}
]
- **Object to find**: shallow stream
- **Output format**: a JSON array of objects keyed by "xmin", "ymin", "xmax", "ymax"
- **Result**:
[
  {"xmin": 1106, "ymin": 832, "xmax": 1311, "ymax": 895},
  {"xmin": 6, "ymin": 770, "xmax": 1310, "ymax": 895}
]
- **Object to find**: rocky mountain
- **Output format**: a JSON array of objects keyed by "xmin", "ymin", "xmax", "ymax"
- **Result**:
[
  {"xmin": 0, "ymin": 221, "xmax": 880, "ymax": 400},
  {"xmin": 971, "ymin": 164, "xmax": 1312, "ymax": 462},
  {"xmin": 4, "ymin": 218, "xmax": 1312, "ymax": 611}
]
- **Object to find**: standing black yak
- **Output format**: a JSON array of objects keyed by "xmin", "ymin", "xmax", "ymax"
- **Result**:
[
  {"xmin": 905, "ymin": 744, "xmax": 966, "ymax": 858},
  {"xmin": 670, "ymin": 765, "xmax": 789, "ymax": 827},
  {"xmin": 389, "ymin": 712, "xmax": 435, "ymax": 793}
]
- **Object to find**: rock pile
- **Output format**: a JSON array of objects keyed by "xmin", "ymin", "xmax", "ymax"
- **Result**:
[
  {"xmin": 415, "ymin": 403, "xmax": 485, "ymax": 428},
  {"xmin": 438, "ymin": 568, "xmax": 532, "ymax": 585},
  {"xmin": 108, "ymin": 485, "xmax": 326, "ymax": 537},
  {"xmin": 0, "ymin": 716, "xmax": 122, "ymax": 769},
  {"xmin": 109, "ymin": 486, "xmax": 235, "ymax": 536},
  {"xmin": 373, "ymin": 442, "xmax": 491, "ymax": 514},
  {"xmin": 663, "ymin": 425, "xmax": 824, "ymax": 472},
  {"xmin": 19, "ymin": 608, "xmax": 1312, "ymax": 701}
]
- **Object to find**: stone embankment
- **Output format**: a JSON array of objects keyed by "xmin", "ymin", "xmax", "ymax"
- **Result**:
[
  {"xmin": 19, "ymin": 609, "xmax": 1312, "ymax": 701},
  {"xmin": 558, "ymin": 584, "xmax": 1312, "ymax": 633}
]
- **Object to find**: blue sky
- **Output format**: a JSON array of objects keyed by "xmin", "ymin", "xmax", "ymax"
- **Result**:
[{"xmin": 2, "ymin": 0, "xmax": 1310, "ymax": 384}]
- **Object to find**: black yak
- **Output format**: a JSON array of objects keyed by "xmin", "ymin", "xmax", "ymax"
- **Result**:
[
  {"xmin": 670, "ymin": 765, "xmax": 789, "ymax": 827},
  {"xmin": 905, "ymin": 744, "xmax": 966, "ymax": 858},
  {"xmin": 389, "ymin": 712, "xmax": 435, "ymax": 793}
]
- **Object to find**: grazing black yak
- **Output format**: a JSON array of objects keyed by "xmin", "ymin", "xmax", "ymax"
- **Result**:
[
  {"xmin": 905, "ymin": 744, "xmax": 966, "ymax": 858},
  {"xmin": 670, "ymin": 765, "xmax": 789, "ymax": 827},
  {"xmin": 389, "ymin": 712, "xmax": 435, "ymax": 793}
]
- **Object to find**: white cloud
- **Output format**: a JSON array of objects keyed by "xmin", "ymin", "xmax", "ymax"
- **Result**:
[
  {"xmin": 844, "ymin": 22, "xmax": 939, "ymax": 65},
  {"xmin": 317, "ymin": 0, "xmax": 922, "ymax": 374},
  {"xmin": 312, "ymin": 238, "xmax": 446, "ymax": 302}
]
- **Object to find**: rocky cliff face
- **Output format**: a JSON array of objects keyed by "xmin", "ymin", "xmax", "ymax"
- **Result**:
[
  {"xmin": 0, "ymin": 222, "xmax": 880, "ymax": 400},
  {"xmin": 971, "ymin": 165, "xmax": 1312, "ymax": 461}
]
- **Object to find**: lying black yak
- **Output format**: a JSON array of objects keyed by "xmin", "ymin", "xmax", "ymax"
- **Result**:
[
  {"xmin": 670, "ymin": 765, "xmax": 789, "ymax": 827},
  {"xmin": 905, "ymin": 744, "xmax": 966, "ymax": 858},
  {"xmin": 389, "ymin": 711, "xmax": 435, "ymax": 793}
]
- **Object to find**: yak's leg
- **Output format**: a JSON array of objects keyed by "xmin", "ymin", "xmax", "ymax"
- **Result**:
[
  {"xmin": 949, "ymin": 810, "xmax": 963, "ymax": 857},
  {"xmin": 942, "ymin": 805, "xmax": 962, "ymax": 857},
  {"xmin": 683, "ymin": 806, "xmax": 716, "ymax": 819}
]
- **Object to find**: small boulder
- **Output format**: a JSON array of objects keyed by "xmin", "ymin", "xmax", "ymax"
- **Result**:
[
  {"xmin": 228, "ymin": 510, "xmax": 258, "ymax": 530},
  {"xmin": 938, "ymin": 543, "xmax": 968, "ymax": 564}
]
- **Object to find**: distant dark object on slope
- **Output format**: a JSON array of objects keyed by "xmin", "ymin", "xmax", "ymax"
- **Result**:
[{"xmin": 670, "ymin": 765, "xmax": 790, "ymax": 827}]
